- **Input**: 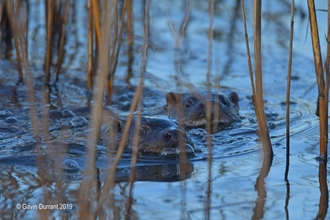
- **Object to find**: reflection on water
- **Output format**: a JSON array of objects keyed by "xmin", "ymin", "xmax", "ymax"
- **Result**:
[{"xmin": 0, "ymin": 0, "xmax": 329, "ymax": 219}]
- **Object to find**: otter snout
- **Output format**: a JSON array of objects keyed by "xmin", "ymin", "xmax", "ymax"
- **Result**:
[{"xmin": 163, "ymin": 129, "xmax": 191, "ymax": 146}]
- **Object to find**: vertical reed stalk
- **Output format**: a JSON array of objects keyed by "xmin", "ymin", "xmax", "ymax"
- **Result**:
[
  {"xmin": 91, "ymin": 0, "xmax": 101, "ymax": 53},
  {"xmin": 284, "ymin": 0, "xmax": 295, "ymax": 181},
  {"xmin": 125, "ymin": 0, "xmax": 133, "ymax": 83},
  {"xmin": 204, "ymin": 0, "xmax": 214, "ymax": 219},
  {"xmin": 0, "ymin": 1, "xmax": 5, "ymax": 26},
  {"xmin": 126, "ymin": 2, "xmax": 150, "ymax": 215},
  {"xmin": 253, "ymin": 0, "xmax": 272, "ymax": 156},
  {"xmin": 106, "ymin": 0, "xmax": 127, "ymax": 96},
  {"xmin": 307, "ymin": 0, "xmax": 328, "ymax": 160},
  {"xmin": 240, "ymin": 0, "xmax": 256, "ymax": 101},
  {"xmin": 241, "ymin": 0, "xmax": 273, "ymax": 218},
  {"xmin": 79, "ymin": 0, "xmax": 112, "ymax": 218},
  {"xmin": 95, "ymin": 71, "xmax": 144, "ymax": 215},
  {"xmin": 55, "ymin": 0, "xmax": 70, "ymax": 82},
  {"xmin": 105, "ymin": 0, "xmax": 116, "ymax": 96},
  {"xmin": 87, "ymin": 0, "xmax": 93, "ymax": 90},
  {"xmin": 6, "ymin": 1, "xmax": 23, "ymax": 82},
  {"xmin": 315, "ymin": 1, "xmax": 330, "ymax": 217},
  {"xmin": 323, "ymin": 0, "xmax": 330, "ymax": 160},
  {"xmin": 7, "ymin": 0, "xmax": 49, "ymax": 218},
  {"xmin": 45, "ymin": 0, "xmax": 53, "ymax": 83}
]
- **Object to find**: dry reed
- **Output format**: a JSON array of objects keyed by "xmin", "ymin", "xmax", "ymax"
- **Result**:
[
  {"xmin": 307, "ymin": 0, "xmax": 328, "ymax": 160},
  {"xmin": 241, "ymin": 0, "xmax": 273, "ymax": 218},
  {"xmin": 55, "ymin": 0, "xmax": 70, "ymax": 82},
  {"xmin": 45, "ymin": 0, "xmax": 53, "ymax": 83},
  {"xmin": 125, "ymin": 1, "xmax": 150, "ymax": 215},
  {"xmin": 204, "ymin": 0, "xmax": 214, "ymax": 219},
  {"xmin": 78, "ymin": 0, "xmax": 113, "ymax": 217},
  {"xmin": 284, "ymin": 0, "xmax": 295, "ymax": 181},
  {"xmin": 5, "ymin": 1, "xmax": 24, "ymax": 82},
  {"xmin": 87, "ymin": 0, "xmax": 94, "ymax": 90}
]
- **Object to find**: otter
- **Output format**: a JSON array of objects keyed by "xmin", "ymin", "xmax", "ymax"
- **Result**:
[
  {"xmin": 165, "ymin": 91, "xmax": 239, "ymax": 128},
  {"xmin": 100, "ymin": 115, "xmax": 195, "ymax": 156}
]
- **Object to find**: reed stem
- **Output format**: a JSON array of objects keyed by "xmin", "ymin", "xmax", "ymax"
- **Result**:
[
  {"xmin": 126, "ymin": 1, "xmax": 150, "ymax": 214},
  {"xmin": 285, "ymin": 0, "xmax": 295, "ymax": 181},
  {"xmin": 204, "ymin": 0, "xmax": 214, "ymax": 219},
  {"xmin": 87, "ymin": 0, "xmax": 94, "ymax": 90},
  {"xmin": 79, "ymin": 0, "xmax": 112, "ymax": 218},
  {"xmin": 55, "ymin": 0, "xmax": 70, "ymax": 82},
  {"xmin": 253, "ymin": 0, "xmax": 273, "ymax": 156},
  {"xmin": 45, "ymin": 0, "xmax": 53, "ymax": 83},
  {"xmin": 307, "ymin": 0, "xmax": 328, "ymax": 160}
]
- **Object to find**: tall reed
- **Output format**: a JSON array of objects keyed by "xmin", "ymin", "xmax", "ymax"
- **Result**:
[
  {"xmin": 284, "ymin": 0, "xmax": 295, "ymax": 181},
  {"xmin": 307, "ymin": 0, "xmax": 328, "ymax": 160},
  {"xmin": 204, "ymin": 0, "xmax": 214, "ymax": 219},
  {"xmin": 78, "ymin": 0, "xmax": 112, "ymax": 217},
  {"xmin": 241, "ymin": 0, "xmax": 273, "ymax": 218}
]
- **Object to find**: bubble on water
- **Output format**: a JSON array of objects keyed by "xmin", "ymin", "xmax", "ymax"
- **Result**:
[
  {"xmin": 5, "ymin": 116, "xmax": 18, "ymax": 123},
  {"xmin": 201, "ymin": 134, "xmax": 215, "ymax": 142},
  {"xmin": 70, "ymin": 116, "xmax": 88, "ymax": 128},
  {"xmin": 188, "ymin": 128, "xmax": 207, "ymax": 137},
  {"xmin": 160, "ymin": 148, "xmax": 178, "ymax": 157},
  {"xmin": 15, "ymin": 139, "xmax": 26, "ymax": 147},
  {"xmin": 0, "ymin": 110, "xmax": 12, "ymax": 116},
  {"xmin": 177, "ymin": 144, "xmax": 195, "ymax": 157},
  {"xmin": 61, "ymin": 159, "xmax": 80, "ymax": 173},
  {"xmin": 61, "ymin": 109, "xmax": 76, "ymax": 118}
]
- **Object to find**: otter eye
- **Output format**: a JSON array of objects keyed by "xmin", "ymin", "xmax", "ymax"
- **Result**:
[
  {"xmin": 219, "ymin": 95, "xmax": 228, "ymax": 106},
  {"xmin": 185, "ymin": 99, "xmax": 193, "ymax": 108},
  {"xmin": 139, "ymin": 126, "xmax": 150, "ymax": 137}
]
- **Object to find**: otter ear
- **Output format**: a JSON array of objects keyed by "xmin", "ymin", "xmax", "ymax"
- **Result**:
[
  {"xmin": 229, "ymin": 92, "xmax": 239, "ymax": 106},
  {"xmin": 165, "ymin": 92, "xmax": 182, "ymax": 108}
]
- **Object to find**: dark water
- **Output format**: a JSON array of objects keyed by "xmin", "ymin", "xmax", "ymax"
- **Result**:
[{"xmin": 0, "ymin": 0, "xmax": 329, "ymax": 219}]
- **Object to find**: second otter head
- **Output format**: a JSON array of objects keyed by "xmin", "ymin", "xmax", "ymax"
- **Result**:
[{"xmin": 165, "ymin": 91, "xmax": 239, "ymax": 129}]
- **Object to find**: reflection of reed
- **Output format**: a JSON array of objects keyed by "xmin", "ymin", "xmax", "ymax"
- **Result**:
[
  {"xmin": 316, "ymin": 162, "xmax": 328, "ymax": 219},
  {"xmin": 251, "ymin": 153, "xmax": 272, "ymax": 220}
]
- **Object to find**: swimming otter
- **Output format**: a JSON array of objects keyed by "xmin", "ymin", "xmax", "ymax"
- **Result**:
[
  {"xmin": 165, "ymin": 91, "xmax": 239, "ymax": 128},
  {"xmin": 100, "ymin": 115, "xmax": 195, "ymax": 156}
]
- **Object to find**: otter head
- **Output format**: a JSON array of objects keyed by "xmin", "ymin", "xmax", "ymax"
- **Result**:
[
  {"xmin": 115, "ymin": 116, "xmax": 195, "ymax": 156},
  {"xmin": 165, "ymin": 91, "xmax": 239, "ymax": 128}
]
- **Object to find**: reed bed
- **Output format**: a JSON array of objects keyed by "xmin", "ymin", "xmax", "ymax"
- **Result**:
[{"xmin": 0, "ymin": 0, "xmax": 329, "ymax": 219}]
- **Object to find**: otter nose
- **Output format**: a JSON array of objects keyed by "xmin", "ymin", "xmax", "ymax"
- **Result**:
[
  {"xmin": 199, "ymin": 101, "xmax": 205, "ymax": 108},
  {"xmin": 164, "ymin": 129, "xmax": 186, "ymax": 141}
]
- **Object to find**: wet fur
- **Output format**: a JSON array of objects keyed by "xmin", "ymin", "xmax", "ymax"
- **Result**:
[{"xmin": 165, "ymin": 91, "xmax": 239, "ymax": 128}]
